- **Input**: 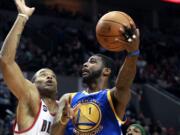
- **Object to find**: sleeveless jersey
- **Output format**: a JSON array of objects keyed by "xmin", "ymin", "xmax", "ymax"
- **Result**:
[
  {"xmin": 65, "ymin": 89, "xmax": 126, "ymax": 135},
  {"xmin": 14, "ymin": 100, "xmax": 55, "ymax": 135}
]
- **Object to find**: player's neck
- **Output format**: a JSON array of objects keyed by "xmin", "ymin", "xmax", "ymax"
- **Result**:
[
  {"xmin": 41, "ymin": 94, "xmax": 57, "ymax": 106},
  {"xmin": 86, "ymin": 77, "xmax": 108, "ymax": 93},
  {"xmin": 86, "ymin": 84, "xmax": 99, "ymax": 93},
  {"xmin": 99, "ymin": 76, "xmax": 108, "ymax": 90},
  {"xmin": 40, "ymin": 90, "xmax": 56, "ymax": 100},
  {"xmin": 42, "ymin": 97, "xmax": 58, "ymax": 114}
]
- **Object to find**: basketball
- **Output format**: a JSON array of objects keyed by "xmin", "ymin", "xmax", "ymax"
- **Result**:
[{"xmin": 96, "ymin": 11, "xmax": 136, "ymax": 52}]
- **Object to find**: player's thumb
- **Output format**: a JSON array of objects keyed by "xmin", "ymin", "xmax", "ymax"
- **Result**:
[
  {"xmin": 136, "ymin": 28, "xmax": 140, "ymax": 37},
  {"xmin": 30, "ymin": 7, "xmax": 35, "ymax": 13}
]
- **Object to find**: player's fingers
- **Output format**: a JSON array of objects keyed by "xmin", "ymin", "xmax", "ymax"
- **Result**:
[
  {"xmin": 65, "ymin": 95, "xmax": 72, "ymax": 117},
  {"xmin": 130, "ymin": 21, "xmax": 136, "ymax": 30},
  {"xmin": 127, "ymin": 38, "xmax": 133, "ymax": 43},
  {"xmin": 14, "ymin": 0, "xmax": 20, "ymax": 7},
  {"xmin": 69, "ymin": 109, "xmax": 74, "ymax": 119},
  {"xmin": 30, "ymin": 7, "xmax": 35, "ymax": 13},
  {"xmin": 21, "ymin": 0, "xmax": 25, "ymax": 4},
  {"xmin": 122, "ymin": 23, "xmax": 128, "ymax": 28},
  {"xmin": 70, "ymin": 104, "xmax": 79, "ymax": 119},
  {"xmin": 129, "ymin": 23, "xmax": 137, "ymax": 40},
  {"xmin": 73, "ymin": 104, "xmax": 80, "ymax": 112},
  {"xmin": 119, "ymin": 27, "xmax": 124, "ymax": 33},
  {"xmin": 63, "ymin": 99, "xmax": 70, "ymax": 117},
  {"xmin": 14, "ymin": 0, "xmax": 23, "ymax": 12},
  {"xmin": 136, "ymin": 28, "xmax": 140, "ymax": 37},
  {"xmin": 130, "ymin": 28, "xmax": 139, "ymax": 43}
]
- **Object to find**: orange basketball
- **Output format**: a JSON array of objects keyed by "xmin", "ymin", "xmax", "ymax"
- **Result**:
[{"xmin": 96, "ymin": 11, "xmax": 136, "ymax": 52}]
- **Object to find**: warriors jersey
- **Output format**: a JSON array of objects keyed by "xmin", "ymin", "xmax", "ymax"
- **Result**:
[
  {"xmin": 14, "ymin": 100, "xmax": 55, "ymax": 135},
  {"xmin": 65, "ymin": 89, "xmax": 126, "ymax": 135}
]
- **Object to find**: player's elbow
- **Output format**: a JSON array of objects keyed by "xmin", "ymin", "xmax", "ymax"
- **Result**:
[
  {"xmin": 0, "ymin": 53, "xmax": 13, "ymax": 66},
  {"xmin": 0, "ymin": 54, "xmax": 6, "ymax": 67}
]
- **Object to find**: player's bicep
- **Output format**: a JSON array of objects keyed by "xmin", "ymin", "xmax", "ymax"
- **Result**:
[
  {"xmin": 110, "ymin": 87, "xmax": 131, "ymax": 110},
  {"xmin": 0, "ymin": 61, "xmax": 34, "ymax": 100}
]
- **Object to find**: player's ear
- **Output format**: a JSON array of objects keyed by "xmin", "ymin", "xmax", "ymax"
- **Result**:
[{"xmin": 102, "ymin": 68, "xmax": 111, "ymax": 77}]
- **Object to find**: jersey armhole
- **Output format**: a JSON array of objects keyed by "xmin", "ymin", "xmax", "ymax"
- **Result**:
[
  {"xmin": 13, "ymin": 98, "xmax": 42, "ymax": 134},
  {"xmin": 107, "ymin": 90, "xmax": 126, "ymax": 125}
]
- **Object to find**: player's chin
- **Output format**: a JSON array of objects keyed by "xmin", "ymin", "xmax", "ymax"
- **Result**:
[
  {"xmin": 82, "ymin": 75, "xmax": 90, "ymax": 83},
  {"xmin": 81, "ymin": 72, "xmax": 90, "ymax": 79},
  {"xmin": 44, "ymin": 85, "xmax": 56, "ymax": 91},
  {"xmin": 126, "ymin": 133, "xmax": 132, "ymax": 135}
]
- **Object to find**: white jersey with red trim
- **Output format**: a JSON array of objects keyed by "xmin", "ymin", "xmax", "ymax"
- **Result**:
[{"xmin": 14, "ymin": 100, "xmax": 55, "ymax": 135}]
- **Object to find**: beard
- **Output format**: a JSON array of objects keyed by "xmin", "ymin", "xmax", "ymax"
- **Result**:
[{"xmin": 82, "ymin": 69, "xmax": 102, "ymax": 84}]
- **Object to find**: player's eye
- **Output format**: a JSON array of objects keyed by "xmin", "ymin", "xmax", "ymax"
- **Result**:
[
  {"xmin": 134, "ymin": 129, "xmax": 140, "ymax": 133},
  {"xmin": 90, "ymin": 58, "xmax": 96, "ymax": 63},
  {"xmin": 40, "ymin": 73, "xmax": 46, "ymax": 77}
]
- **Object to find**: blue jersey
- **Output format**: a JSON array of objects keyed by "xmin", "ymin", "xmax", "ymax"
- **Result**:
[{"xmin": 65, "ymin": 89, "xmax": 126, "ymax": 135}]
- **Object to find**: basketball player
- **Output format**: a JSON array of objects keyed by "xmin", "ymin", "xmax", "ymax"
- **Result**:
[
  {"xmin": 52, "ymin": 24, "xmax": 140, "ymax": 134},
  {"xmin": 0, "ymin": 0, "xmax": 58, "ymax": 134},
  {"xmin": 126, "ymin": 124, "xmax": 146, "ymax": 135}
]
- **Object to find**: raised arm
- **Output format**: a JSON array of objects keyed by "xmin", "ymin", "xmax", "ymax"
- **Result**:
[
  {"xmin": 111, "ymin": 27, "xmax": 140, "ymax": 119},
  {"xmin": 0, "ymin": 0, "xmax": 38, "ymax": 104}
]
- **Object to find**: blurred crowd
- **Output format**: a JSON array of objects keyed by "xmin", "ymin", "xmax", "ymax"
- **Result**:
[
  {"xmin": 1, "ymin": 11, "xmax": 179, "ymax": 97},
  {"xmin": 123, "ymin": 85, "xmax": 178, "ymax": 135},
  {"xmin": 0, "ymin": 5, "xmax": 180, "ymax": 135}
]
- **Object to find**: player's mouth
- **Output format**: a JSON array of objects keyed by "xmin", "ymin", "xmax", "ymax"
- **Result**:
[
  {"xmin": 82, "ymin": 68, "xmax": 90, "ymax": 76},
  {"xmin": 46, "ymin": 80, "xmax": 54, "ymax": 86}
]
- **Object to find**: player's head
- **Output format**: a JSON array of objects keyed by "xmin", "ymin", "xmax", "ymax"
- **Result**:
[
  {"xmin": 82, "ymin": 54, "xmax": 115, "ymax": 85},
  {"xmin": 31, "ymin": 68, "xmax": 57, "ymax": 98},
  {"xmin": 126, "ymin": 124, "xmax": 146, "ymax": 135}
]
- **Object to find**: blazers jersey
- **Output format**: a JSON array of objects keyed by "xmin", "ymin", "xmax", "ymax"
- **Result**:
[
  {"xmin": 65, "ymin": 89, "xmax": 126, "ymax": 135},
  {"xmin": 14, "ymin": 100, "xmax": 55, "ymax": 135}
]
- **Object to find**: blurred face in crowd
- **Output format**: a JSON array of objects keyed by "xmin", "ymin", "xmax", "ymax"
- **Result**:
[
  {"xmin": 126, "ymin": 125, "xmax": 142, "ymax": 135},
  {"xmin": 82, "ymin": 55, "xmax": 104, "ymax": 83},
  {"xmin": 32, "ymin": 68, "xmax": 57, "ymax": 97}
]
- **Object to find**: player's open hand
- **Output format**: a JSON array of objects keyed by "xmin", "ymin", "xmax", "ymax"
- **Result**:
[
  {"xmin": 14, "ymin": 0, "xmax": 35, "ymax": 17},
  {"xmin": 120, "ymin": 22, "xmax": 140, "ymax": 52},
  {"xmin": 60, "ymin": 98, "xmax": 80, "ymax": 126}
]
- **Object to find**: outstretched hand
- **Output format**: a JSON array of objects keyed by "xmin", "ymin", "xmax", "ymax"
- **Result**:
[
  {"xmin": 14, "ymin": 0, "xmax": 35, "ymax": 17},
  {"xmin": 120, "ymin": 21, "xmax": 140, "ymax": 52},
  {"xmin": 60, "ymin": 97, "xmax": 80, "ymax": 125}
]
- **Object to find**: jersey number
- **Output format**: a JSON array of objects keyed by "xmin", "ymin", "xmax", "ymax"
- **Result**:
[
  {"xmin": 41, "ymin": 120, "xmax": 51, "ymax": 133},
  {"xmin": 89, "ymin": 107, "xmax": 92, "ymax": 114}
]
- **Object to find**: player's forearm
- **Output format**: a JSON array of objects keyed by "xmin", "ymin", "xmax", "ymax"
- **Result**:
[
  {"xmin": 0, "ymin": 15, "xmax": 27, "ymax": 64},
  {"xmin": 115, "ymin": 56, "xmax": 137, "ymax": 91}
]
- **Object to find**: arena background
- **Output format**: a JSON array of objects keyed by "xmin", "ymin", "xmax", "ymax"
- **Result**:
[{"xmin": 0, "ymin": 0, "xmax": 180, "ymax": 134}]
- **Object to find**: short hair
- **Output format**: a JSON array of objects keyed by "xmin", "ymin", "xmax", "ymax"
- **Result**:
[
  {"xmin": 130, "ymin": 124, "xmax": 146, "ymax": 135},
  {"xmin": 31, "ymin": 74, "xmax": 36, "ymax": 83},
  {"xmin": 31, "ymin": 68, "xmax": 53, "ymax": 83},
  {"xmin": 95, "ymin": 54, "xmax": 116, "ymax": 86}
]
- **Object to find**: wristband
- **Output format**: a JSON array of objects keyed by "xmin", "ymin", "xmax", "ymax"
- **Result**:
[
  {"xmin": 18, "ymin": 13, "xmax": 29, "ymax": 20},
  {"xmin": 127, "ymin": 50, "xmax": 140, "ymax": 57}
]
